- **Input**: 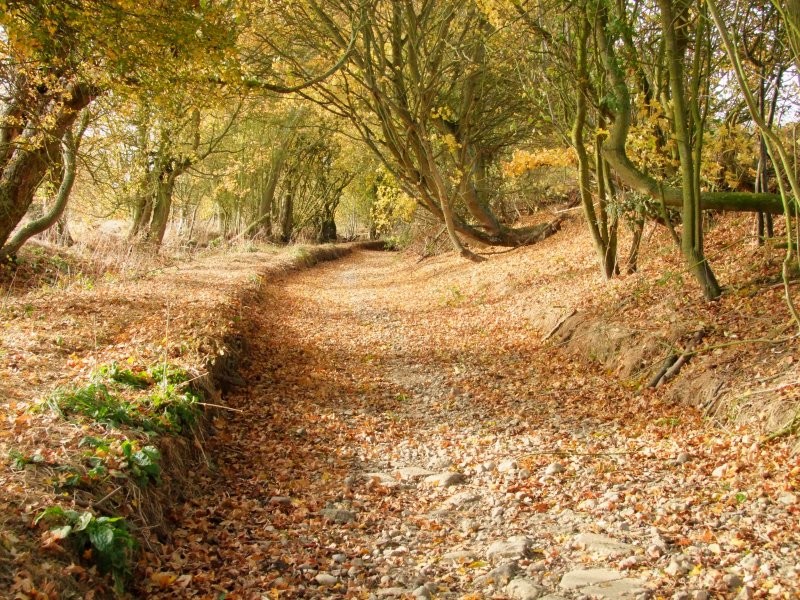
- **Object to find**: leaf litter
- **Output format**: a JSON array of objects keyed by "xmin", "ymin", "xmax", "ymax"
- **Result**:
[
  {"xmin": 1, "ymin": 218, "xmax": 799, "ymax": 599},
  {"xmin": 145, "ymin": 218, "xmax": 799, "ymax": 599}
]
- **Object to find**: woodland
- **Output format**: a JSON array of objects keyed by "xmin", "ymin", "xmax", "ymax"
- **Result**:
[{"xmin": 1, "ymin": 0, "xmax": 800, "ymax": 599}]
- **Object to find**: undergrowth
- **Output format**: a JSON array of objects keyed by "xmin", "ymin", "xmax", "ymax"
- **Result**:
[
  {"xmin": 47, "ymin": 362, "xmax": 201, "ymax": 435},
  {"xmin": 25, "ymin": 361, "xmax": 204, "ymax": 593},
  {"xmin": 35, "ymin": 507, "xmax": 137, "ymax": 595}
]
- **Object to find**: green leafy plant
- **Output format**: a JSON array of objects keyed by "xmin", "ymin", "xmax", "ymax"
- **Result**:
[
  {"xmin": 8, "ymin": 448, "xmax": 41, "ymax": 469},
  {"xmin": 147, "ymin": 385, "xmax": 201, "ymax": 433},
  {"xmin": 35, "ymin": 507, "xmax": 137, "ymax": 594},
  {"xmin": 96, "ymin": 362, "xmax": 151, "ymax": 389},
  {"xmin": 148, "ymin": 363, "xmax": 190, "ymax": 386},
  {"xmin": 49, "ymin": 383, "xmax": 135, "ymax": 427},
  {"xmin": 120, "ymin": 440, "xmax": 161, "ymax": 486}
]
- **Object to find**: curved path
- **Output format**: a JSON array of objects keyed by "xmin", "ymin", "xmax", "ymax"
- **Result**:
[{"xmin": 146, "ymin": 249, "xmax": 799, "ymax": 599}]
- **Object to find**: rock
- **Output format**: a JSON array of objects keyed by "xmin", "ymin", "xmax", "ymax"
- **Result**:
[
  {"xmin": 506, "ymin": 578, "xmax": 544, "ymax": 600},
  {"xmin": 376, "ymin": 588, "xmax": 408, "ymax": 597},
  {"xmin": 319, "ymin": 509, "xmax": 356, "ymax": 524},
  {"xmin": 269, "ymin": 496, "xmax": 292, "ymax": 506},
  {"xmin": 711, "ymin": 464, "xmax": 728, "ymax": 478},
  {"xmin": 315, "ymin": 573, "xmax": 337, "ymax": 586},
  {"xmin": 519, "ymin": 468, "xmax": 532, "ymax": 479},
  {"xmin": 489, "ymin": 561, "xmax": 520, "ymax": 586},
  {"xmin": 441, "ymin": 549, "xmax": 476, "ymax": 562},
  {"xmin": 559, "ymin": 568, "xmax": 626, "ymax": 590},
  {"xmin": 734, "ymin": 586, "xmax": 753, "ymax": 600},
  {"xmin": 691, "ymin": 592, "xmax": 709, "ymax": 600},
  {"xmin": 430, "ymin": 457, "xmax": 453, "ymax": 469},
  {"xmin": 412, "ymin": 586, "xmax": 432, "ymax": 599},
  {"xmin": 672, "ymin": 593, "xmax": 689, "ymax": 600},
  {"xmin": 777, "ymin": 491, "xmax": 797, "ymax": 506},
  {"xmin": 365, "ymin": 473, "xmax": 401, "ymax": 488},
  {"xmin": 488, "ymin": 536, "xmax": 532, "ymax": 560},
  {"xmin": 573, "ymin": 533, "xmax": 636, "ymax": 557},
  {"xmin": 499, "ymin": 459, "xmax": 517, "ymax": 472},
  {"xmin": 582, "ymin": 578, "xmax": 648, "ymax": 598},
  {"xmin": 545, "ymin": 462, "xmax": 565, "ymax": 475},
  {"xmin": 424, "ymin": 471, "xmax": 465, "ymax": 486},
  {"xmin": 665, "ymin": 555, "xmax": 691, "ymax": 577},
  {"xmin": 332, "ymin": 553, "xmax": 346, "ymax": 563},
  {"xmin": 722, "ymin": 573, "xmax": 743, "ymax": 590},
  {"xmin": 394, "ymin": 466, "xmax": 433, "ymax": 480},
  {"xmin": 739, "ymin": 554, "xmax": 760, "ymax": 571},
  {"xmin": 676, "ymin": 452, "xmax": 692, "ymax": 464},
  {"xmin": 442, "ymin": 490, "xmax": 481, "ymax": 508},
  {"xmin": 481, "ymin": 461, "xmax": 497, "ymax": 472}
]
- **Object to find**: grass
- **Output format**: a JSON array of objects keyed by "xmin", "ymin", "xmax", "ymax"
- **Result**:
[{"xmin": 47, "ymin": 363, "xmax": 202, "ymax": 435}]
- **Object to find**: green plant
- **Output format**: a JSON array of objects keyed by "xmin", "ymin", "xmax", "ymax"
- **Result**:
[
  {"xmin": 96, "ymin": 362, "xmax": 151, "ymax": 389},
  {"xmin": 148, "ymin": 364, "xmax": 190, "ymax": 386},
  {"xmin": 146, "ymin": 385, "xmax": 201, "ymax": 434},
  {"xmin": 49, "ymin": 383, "xmax": 136, "ymax": 427},
  {"xmin": 50, "ymin": 364, "xmax": 202, "ymax": 434},
  {"xmin": 35, "ymin": 507, "xmax": 137, "ymax": 594},
  {"xmin": 80, "ymin": 435, "xmax": 160, "ymax": 486},
  {"xmin": 120, "ymin": 440, "xmax": 161, "ymax": 486},
  {"xmin": 8, "ymin": 448, "xmax": 43, "ymax": 469}
]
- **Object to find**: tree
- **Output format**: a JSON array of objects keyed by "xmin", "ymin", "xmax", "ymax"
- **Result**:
[
  {"xmin": 0, "ymin": 0, "xmax": 237, "ymax": 255},
  {"xmin": 278, "ymin": 0, "xmax": 562, "ymax": 260}
]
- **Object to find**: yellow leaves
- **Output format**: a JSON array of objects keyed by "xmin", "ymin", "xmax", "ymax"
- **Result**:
[
  {"xmin": 150, "ymin": 572, "xmax": 178, "ymax": 587},
  {"xmin": 502, "ymin": 148, "xmax": 577, "ymax": 178}
]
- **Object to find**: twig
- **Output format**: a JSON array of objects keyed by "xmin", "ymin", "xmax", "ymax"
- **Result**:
[
  {"xmin": 197, "ymin": 401, "xmax": 244, "ymax": 413},
  {"xmin": 93, "ymin": 486, "xmax": 122, "ymax": 507},
  {"xmin": 648, "ymin": 329, "xmax": 706, "ymax": 388}
]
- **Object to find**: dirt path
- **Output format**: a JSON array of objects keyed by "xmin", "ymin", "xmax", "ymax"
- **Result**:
[{"xmin": 144, "ymin": 249, "xmax": 799, "ymax": 599}]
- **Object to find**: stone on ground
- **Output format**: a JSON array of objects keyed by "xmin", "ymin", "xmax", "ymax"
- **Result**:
[{"xmin": 506, "ymin": 577, "xmax": 545, "ymax": 600}]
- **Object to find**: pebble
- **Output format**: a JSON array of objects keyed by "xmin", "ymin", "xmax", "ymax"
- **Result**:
[
  {"xmin": 489, "ymin": 561, "xmax": 520, "ymax": 586},
  {"xmin": 412, "ymin": 586, "xmax": 432, "ymax": 599},
  {"xmin": 315, "ymin": 573, "xmax": 337, "ymax": 586},
  {"xmin": 711, "ymin": 464, "xmax": 728, "ymax": 478},
  {"xmin": 269, "ymin": 496, "xmax": 292, "ymax": 506},
  {"xmin": 676, "ymin": 452, "xmax": 692, "ymax": 464},
  {"xmin": 777, "ymin": 492, "xmax": 797, "ymax": 506},
  {"xmin": 722, "ymin": 573, "xmax": 743, "ymax": 590},
  {"xmin": 545, "ymin": 462, "xmax": 565, "ymax": 475},
  {"xmin": 506, "ymin": 577, "xmax": 544, "ymax": 600},
  {"xmin": 499, "ymin": 459, "xmax": 517, "ymax": 472},
  {"xmin": 487, "ymin": 536, "xmax": 532, "ymax": 560},
  {"xmin": 319, "ymin": 509, "xmax": 356, "ymax": 524}
]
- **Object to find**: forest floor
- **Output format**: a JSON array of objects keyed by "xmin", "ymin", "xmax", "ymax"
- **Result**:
[
  {"xmin": 143, "ymin": 219, "xmax": 798, "ymax": 599},
  {"xmin": 1, "ymin": 215, "xmax": 799, "ymax": 600}
]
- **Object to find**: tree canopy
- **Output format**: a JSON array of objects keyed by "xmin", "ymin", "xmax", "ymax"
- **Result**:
[{"xmin": 1, "ymin": 0, "xmax": 799, "ymax": 305}]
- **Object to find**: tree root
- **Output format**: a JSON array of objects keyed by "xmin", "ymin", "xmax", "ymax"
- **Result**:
[{"xmin": 648, "ymin": 329, "xmax": 706, "ymax": 388}]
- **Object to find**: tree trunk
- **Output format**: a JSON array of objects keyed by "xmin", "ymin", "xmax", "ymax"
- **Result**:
[
  {"xmin": 659, "ymin": 0, "xmax": 720, "ymax": 300},
  {"xmin": 1, "ymin": 127, "xmax": 79, "ymax": 256},
  {"xmin": 144, "ymin": 170, "xmax": 178, "ymax": 246},
  {"xmin": 0, "ymin": 82, "xmax": 96, "ymax": 250},
  {"xmin": 280, "ymin": 191, "xmax": 293, "ymax": 243}
]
